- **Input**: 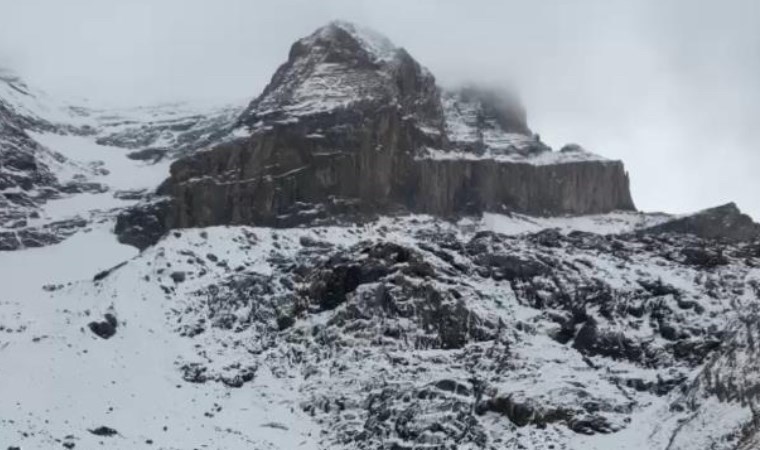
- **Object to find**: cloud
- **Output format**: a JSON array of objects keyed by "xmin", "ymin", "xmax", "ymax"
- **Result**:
[{"xmin": 1, "ymin": 0, "xmax": 758, "ymax": 218}]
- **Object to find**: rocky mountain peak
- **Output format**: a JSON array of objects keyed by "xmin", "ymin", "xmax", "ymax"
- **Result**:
[
  {"xmin": 293, "ymin": 20, "xmax": 400, "ymax": 64},
  {"xmin": 149, "ymin": 21, "xmax": 637, "ymax": 235},
  {"xmin": 237, "ymin": 21, "xmax": 443, "ymax": 135}
]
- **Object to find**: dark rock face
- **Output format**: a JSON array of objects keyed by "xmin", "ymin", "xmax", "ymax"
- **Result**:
[
  {"xmin": 88, "ymin": 313, "xmax": 118, "ymax": 339},
  {"xmin": 0, "ymin": 74, "xmax": 68, "ymax": 182},
  {"xmin": 0, "ymin": 203, "xmax": 99, "ymax": 250},
  {"xmin": 483, "ymin": 394, "xmax": 616, "ymax": 434},
  {"xmin": 179, "ymin": 360, "xmax": 256, "ymax": 387},
  {"xmin": 0, "ymin": 99, "xmax": 61, "ymax": 231},
  {"xmin": 167, "ymin": 108, "xmax": 430, "ymax": 228},
  {"xmin": 304, "ymin": 241, "xmax": 498, "ymax": 350},
  {"xmin": 158, "ymin": 22, "xmax": 635, "ymax": 233},
  {"xmin": 465, "ymin": 229, "xmax": 734, "ymax": 368},
  {"xmin": 170, "ymin": 271, "xmax": 186, "ymax": 283},
  {"xmin": 572, "ymin": 318, "xmax": 642, "ymax": 361},
  {"xmin": 180, "ymin": 362, "xmax": 208, "ymax": 383},
  {"xmin": 472, "ymin": 250, "xmax": 550, "ymax": 281},
  {"xmin": 681, "ymin": 245, "xmax": 729, "ymax": 268},
  {"xmin": 413, "ymin": 158, "xmax": 634, "ymax": 217},
  {"xmin": 642, "ymin": 203, "xmax": 760, "ymax": 242},
  {"xmin": 93, "ymin": 261, "xmax": 128, "ymax": 282},
  {"xmin": 0, "ymin": 217, "xmax": 89, "ymax": 250},
  {"xmin": 126, "ymin": 147, "xmax": 168, "ymax": 162},
  {"xmin": 88, "ymin": 426, "xmax": 118, "ymax": 437},
  {"xmin": 237, "ymin": 22, "xmax": 444, "ymax": 134},
  {"xmin": 114, "ymin": 198, "xmax": 170, "ymax": 250},
  {"xmin": 445, "ymin": 85, "xmax": 531, "ymax": 137}
]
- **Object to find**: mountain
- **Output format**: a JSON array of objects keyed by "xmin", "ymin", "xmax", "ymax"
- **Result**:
[
  {"xmin": 146, "ymin": 21, "xmax": 633, "ymax": 242},
  {"xmin": 0, "ymin": 69, "xmax": 245, "ymax": 250},
  {"xmin": 0, "ymin": 71, "xmax": 107, "ymax": 249},
  {"xmin": 1, "ymin": 21, "xmax": 760, "ymax": 450}
]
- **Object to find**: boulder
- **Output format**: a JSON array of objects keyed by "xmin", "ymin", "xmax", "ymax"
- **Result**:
[
  {"xmin": 114, "ymin": 198, "xmax": 170, "ymax": 250},
  {"xmin": 88, "ymin": 313, "xmax": 118, "ymax": 339},
  {"xmin": 88, "ymin": 426, "xmax": 118, "ymax": 437}
]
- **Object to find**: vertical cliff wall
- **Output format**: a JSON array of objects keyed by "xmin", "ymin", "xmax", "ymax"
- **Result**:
[
  {"xmin": 412, "ymin": 158, "xmax": 634, "ymax": 216},
  {"xmin": 166, "ymin": 129, "xmax": 634, "ymax": 228}
]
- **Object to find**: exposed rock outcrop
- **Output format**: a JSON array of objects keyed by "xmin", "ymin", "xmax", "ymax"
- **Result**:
[
  {"xmin": 88, "ymin": 313, "xmax": 118, "ymax": 339},
  {"xmin": 0, "ymin": 72, "xmax": 114, "ymax": 250},
  {"xmin": 413, "ymin": 157, "xmax": 633, "ymax": 216},
  {"xmin": 158, "ymin": 21, "xmax": 635, "ymax": 232},
  {"xmin": 95, "ymin": 102, "xmax": 243, "ymax": 159},
  {"xmin": 641, "ymin": 202, "xmax": 760, "ymax": 242},
  {"xmin": 114, "ymin": 198, "xmax": 170, "ymax": 250},
  {"xmin": 148, "ymin": 215, "xmax": 760, "ymax": 449}
]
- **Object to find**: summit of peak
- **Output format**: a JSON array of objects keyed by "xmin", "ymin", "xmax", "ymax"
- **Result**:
[
  {"xmin": 298, "ymin": 20, "xmax": 400, "ymax": 63},
  {"xmin": 238, "ymin": 20, "xmax": 437, "ymax": 125}
]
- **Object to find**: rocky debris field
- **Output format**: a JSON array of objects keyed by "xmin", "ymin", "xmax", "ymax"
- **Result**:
[{"xmin": 4, "ymin": 211, "xmax": 759, "ymax": 449}]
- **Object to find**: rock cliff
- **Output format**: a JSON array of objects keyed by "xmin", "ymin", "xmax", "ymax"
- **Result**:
[
  {"xmin": 642, "ymin": 202, "xmax": 760, "ymax": 242},
  {"xmin": 158, "ymin": 21, "xmax": 635, "ymax": 231}
]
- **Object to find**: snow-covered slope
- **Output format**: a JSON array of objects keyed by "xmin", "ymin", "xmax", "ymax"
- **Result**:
[
  {"xmin": 0, "ymin": 71, "xmax": 246, "ymax": 251},
  {"xmin": 0, "ymin": 71, "xmax": 107, "ymax": 249},
  {"xmin": 2, "ymin": 212, "xmax": 759, "ymax": 449},
  {"xmin": 91, "ymin": 101, "xmax": 245, "ymax": 159}
]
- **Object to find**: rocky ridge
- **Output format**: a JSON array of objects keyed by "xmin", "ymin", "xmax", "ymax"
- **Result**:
[{"xmin": 643, "ymin": 202, "xmax": 760, "ymax": 243}]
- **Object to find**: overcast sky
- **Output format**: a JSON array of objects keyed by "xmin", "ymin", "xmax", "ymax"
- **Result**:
[{"xmin": 1, "ymin": 0, "xmax": 758, "ymax": 219}]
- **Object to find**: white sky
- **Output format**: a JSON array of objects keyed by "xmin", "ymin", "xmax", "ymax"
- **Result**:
[{"xmin": 1, "ymin": 0, "xmax": 758, "ymax": 219}]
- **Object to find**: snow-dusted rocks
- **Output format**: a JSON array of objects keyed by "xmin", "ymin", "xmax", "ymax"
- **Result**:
[
  {"xmin": 3, "ymin": 212, "xmax": 760, "ymax": 449},
  {"xmin": 0, "ymin": 70, "xmax": 246, "ymax": 251},
  {"xmin": 236, "ymin": 20, "xmax": 443, "ymax": 130},
  {"xmin": 441, "ymin": 86, "xmax": 536, "ymax": 156},
  {"xmin": 93, "ymin": 101, "xmax": 245, "ymax": 159},
  {"xmin": 0, "ymin": 73, "xmax": 109, "ymax": 250}
]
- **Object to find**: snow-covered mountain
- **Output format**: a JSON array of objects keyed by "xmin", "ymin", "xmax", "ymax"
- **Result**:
[
  {"xmin": 1, "ymin": 21, "xmax": 760, "ymax": 450},
  {"xmin": 0, "ymin": 69, "xmax": 246, "ymax": 251}
]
